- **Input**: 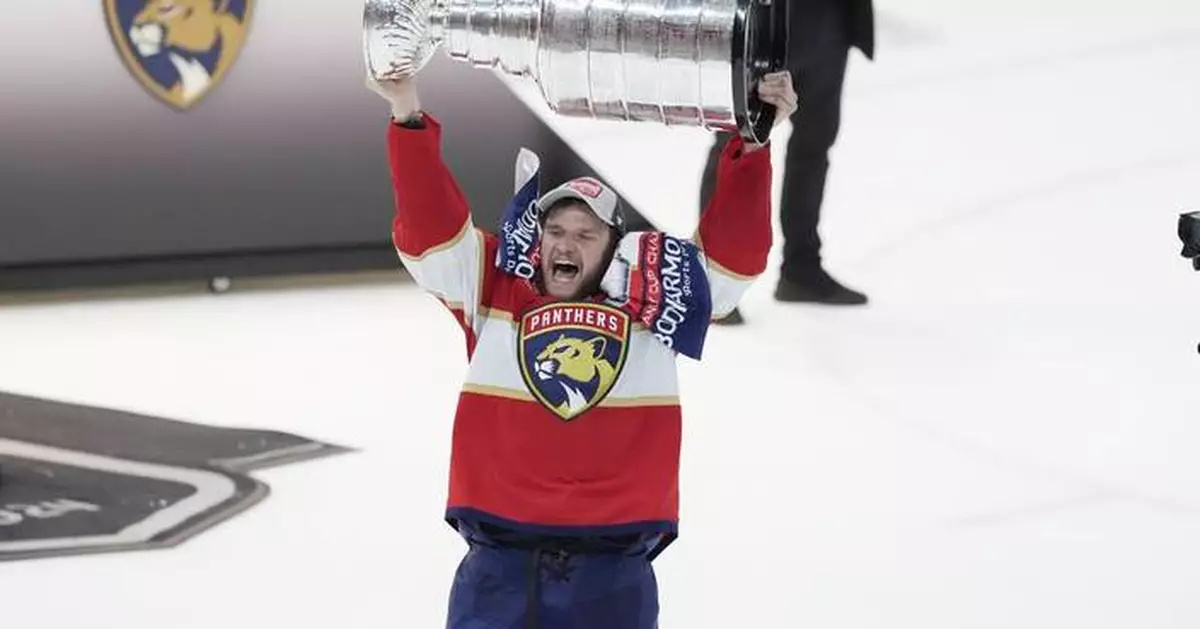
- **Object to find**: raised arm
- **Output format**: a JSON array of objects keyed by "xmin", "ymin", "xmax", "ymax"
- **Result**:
[
  {"xmin": 695, "ymin": 71, "xmax": 798, "ymax": 320},
  {"xmin": 694, "ymin": 134, "xmax": 774, "ymax": 319},
  {"xmin": 372, "ymin": 78, "xmax": 495, "ymax": 354}
]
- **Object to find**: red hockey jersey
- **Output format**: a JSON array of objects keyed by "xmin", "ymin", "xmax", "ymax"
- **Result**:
[{"xmin": 386, "ymin": 114, "xmax": 772, "ymax": 556}]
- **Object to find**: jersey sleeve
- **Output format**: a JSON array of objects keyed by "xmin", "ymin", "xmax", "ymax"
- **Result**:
[
  {"xmin": 693, "ymin": 135, "xmax": 774, "ymax": 320},
  {"xmin": 387, "ymin": 114, "xmax": 496, "ymax": 354}
]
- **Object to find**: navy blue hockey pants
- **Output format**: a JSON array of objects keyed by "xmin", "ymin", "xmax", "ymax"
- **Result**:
[{"xmin": 447, "ymin": 522, "xmax": 661, "ymax": 629}]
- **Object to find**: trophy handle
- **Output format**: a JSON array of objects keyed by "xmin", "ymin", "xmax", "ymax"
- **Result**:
[{"xmin": 732, "ymin": 0, "xmax": 789, "ymax": 145}]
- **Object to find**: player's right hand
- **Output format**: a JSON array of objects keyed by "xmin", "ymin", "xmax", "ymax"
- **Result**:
[{"xmin": 366, "ymin": 76, "xmax": 421, "ymax": 120}]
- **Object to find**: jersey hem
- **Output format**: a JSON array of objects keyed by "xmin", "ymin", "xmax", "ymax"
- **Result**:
[{"xmin": 445, "ymin": 506, "xmax": 679, "ymax": 560}]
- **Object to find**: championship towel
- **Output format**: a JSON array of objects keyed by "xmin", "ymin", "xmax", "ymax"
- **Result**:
[{"xmin": 495, "ymin": 149, "xmax": 713, "ymax": 360}]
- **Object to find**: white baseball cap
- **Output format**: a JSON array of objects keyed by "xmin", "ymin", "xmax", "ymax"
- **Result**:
[{"xmin": 536, "ymin": 176, "xmax": 627, "ymax": 235}]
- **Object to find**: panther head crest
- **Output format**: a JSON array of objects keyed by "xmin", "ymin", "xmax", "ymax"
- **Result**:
[
  {"xmin": 534, "ymin": 334, "xmax": 617, "ymax": 417},
  {"xmin": 125, "ymin": 0, "xmax": 248, "ymax": 106}
]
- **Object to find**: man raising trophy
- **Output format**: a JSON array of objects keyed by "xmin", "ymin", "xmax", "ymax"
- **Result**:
[{"xmin": 365, "ymin": 0, "xmax": 795, "ymax": 626}]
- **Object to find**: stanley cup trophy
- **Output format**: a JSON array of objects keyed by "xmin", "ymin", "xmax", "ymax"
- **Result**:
[{"xmin": 363, "ymin": 0, "xmax": 789, "ymax": 144}]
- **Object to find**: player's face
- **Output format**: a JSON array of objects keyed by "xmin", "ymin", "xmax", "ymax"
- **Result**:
[{"xmin": 539, "ymin": 204, "xmax": 613, "ymax": 300}]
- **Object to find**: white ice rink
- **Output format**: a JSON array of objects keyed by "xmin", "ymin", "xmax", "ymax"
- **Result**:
[{"xmin": 3, "ymin": 0, "xmax": 1200, "ymax": 626}]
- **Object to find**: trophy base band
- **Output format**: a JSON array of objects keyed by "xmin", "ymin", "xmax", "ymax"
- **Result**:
[{"xmin": 733, "ymin": 0, "xmax": 789, "ymax": 144}]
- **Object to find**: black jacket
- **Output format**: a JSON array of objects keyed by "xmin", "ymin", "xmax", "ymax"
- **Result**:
[
  {"xmin": 846, "ymin": 0, "xmax": 875, "ymax": 59},
  {"xmin": 791, "ymin": 0, "xmax": 875, "ymax": 60}
]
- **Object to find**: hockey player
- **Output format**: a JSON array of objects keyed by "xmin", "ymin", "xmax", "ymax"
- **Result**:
[{"xmin": 369, "ymin": 72, "xmax": 797, "ymax": 629}]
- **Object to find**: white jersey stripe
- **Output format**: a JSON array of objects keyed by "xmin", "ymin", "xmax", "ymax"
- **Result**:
[
  {"xmin": 466, "ymin": 314, "xmax": 680, "ymax": 401},
  {"xmin": 460, "ymin": 384, "xmax": 680, "ymax": 409},
  {"xmin": 398, "ymin": 224, "xmax": 488, "ymax": 337}
]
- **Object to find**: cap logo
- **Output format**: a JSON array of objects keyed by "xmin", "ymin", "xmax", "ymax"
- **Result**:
[{"xmin": 568, "ymin": 178, "xmax": 604, "ymax": 198}]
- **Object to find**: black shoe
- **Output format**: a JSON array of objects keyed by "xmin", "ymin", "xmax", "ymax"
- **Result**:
[
  {"xmin": 712, "ymin": 307, "xmax": 745, "ymax": 325},
  {"xmin": 775, "ymin": 271, "xmax": 868, "ymax": 306}
]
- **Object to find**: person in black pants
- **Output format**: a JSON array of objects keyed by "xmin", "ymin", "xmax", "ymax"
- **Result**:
[{"xmin": 702, "ymin": 0, "xmax": 875, "ymax": 324}]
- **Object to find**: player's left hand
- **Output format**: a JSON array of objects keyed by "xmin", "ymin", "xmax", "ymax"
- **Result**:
[
  {"xmin": 744, "ymin": 71, "xmax": 797, "ymax": 150},
  {"xmin": 757, "ymin": 70, "xmax": 798, "ymax": 125}
]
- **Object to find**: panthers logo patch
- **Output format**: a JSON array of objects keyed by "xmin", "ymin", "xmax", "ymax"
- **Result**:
[
  {"xmin": 104, "ymin": 0, "xmax": 254, "ymax": 110},
  {"xmin": 518, "ymin": 303, "xmax": 631, "ymax": 421}
]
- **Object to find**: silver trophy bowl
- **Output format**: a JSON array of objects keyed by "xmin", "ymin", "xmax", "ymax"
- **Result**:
[{"xmin": 363, "ymin": 0, "xmax": 788, "ymax": 143}]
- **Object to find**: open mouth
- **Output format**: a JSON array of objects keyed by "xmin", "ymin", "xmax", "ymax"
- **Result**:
[{"xmin": 551, "ymin": 262, "xmax": 579, "ymax": 283}]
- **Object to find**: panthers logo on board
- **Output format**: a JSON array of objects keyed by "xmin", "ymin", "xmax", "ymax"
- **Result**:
[
  {"xmin": 104, "ymin": 0, "xmax": 254, "ymax": 110},
  {"xmin": 518, "ymin": 303, "xmax": 631, "ymax": 421}
]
